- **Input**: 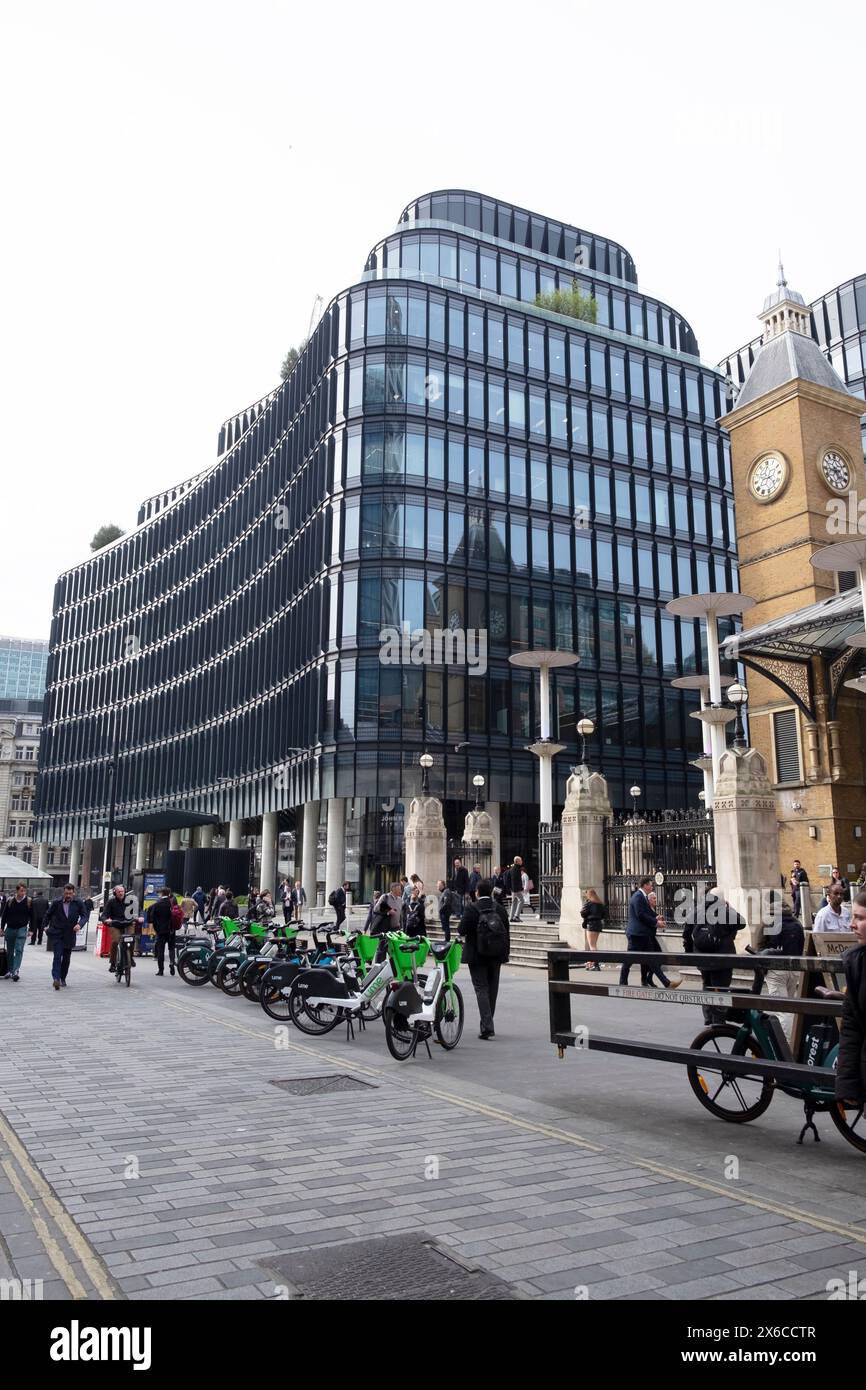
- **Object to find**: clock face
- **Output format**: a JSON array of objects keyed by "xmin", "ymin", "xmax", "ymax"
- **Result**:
[
  {"xmin": 750, "ymin": 454, "xmax": 786, "ymax": 501},
  {"xmin": 821, "ymin": 450, "xmax": 851, "ymax": 493}
]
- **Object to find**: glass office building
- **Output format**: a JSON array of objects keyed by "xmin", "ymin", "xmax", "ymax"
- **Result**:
[
  {"xmin": 37, "ymin": 190, "xmax": 737, "ymax": 896},
  {"xmin": 721, "ymin": 273, "xmax": 866, "ymax": 461},
  {"xmin": 0, "ymin": 637, "xmax": 49, "ymax": 702}
]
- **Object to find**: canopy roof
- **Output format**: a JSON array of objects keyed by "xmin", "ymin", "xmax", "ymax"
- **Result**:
[
  {"xmin": 735, "ymin": 588, "xmax": 863, "ymax": 661},
  {"xmin": 0, "ymin": 854, "xmax": 52, "ymax": 883},
  {"xmin": 93, "ymin": 810, "xmax": 222, "ymax": 835}
]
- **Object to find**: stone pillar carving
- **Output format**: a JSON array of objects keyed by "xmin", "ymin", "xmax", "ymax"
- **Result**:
[
  {"xmin": 803, "ymin": 721, "xmax": 821, "ymax": 782},
  {"xmin": 712, "ymin": 746, "xmax": 780, "ymax": 949},
  {"xmin": 404, "ymin": 794, "xmax": 447, "ymax": 920},
  {"xmin": 558, "ymin": 766, "xmax": 613, "ymax": 949},
  {"xmin": 462, "ymin": 806, "xmax": 495, "ymax": 872},
  {"xmin": 825, "ymin": 720, "xmax": 842, "ymax": 782}
]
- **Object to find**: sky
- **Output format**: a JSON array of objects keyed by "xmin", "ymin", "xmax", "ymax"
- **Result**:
[{"xmin": 2, "ymin": 0, "xmax": 864, "ymax": 639}]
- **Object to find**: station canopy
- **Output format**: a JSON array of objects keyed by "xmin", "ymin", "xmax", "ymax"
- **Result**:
[
  {"xmin": 734, "ymin": 588, "xmax": 863, "ymax": 662},
  {"xmin": 93, "ymin": 810, "xmax": 222, "ymax": 835}
]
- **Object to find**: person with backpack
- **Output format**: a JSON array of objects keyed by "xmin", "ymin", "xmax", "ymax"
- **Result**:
[
  {"xmin": 328, "ymin": 881, "xmax": 349, "ymax": 929},
  {"xmin": 147, "ymin": 888, "xmax": 183, "ymax": 976},
  {"xmin": 405, "ymin": 882, "xmax": 427, "ymax": 937},
  {"xmin": 679, "ymin": 885, "xmax": 746, "ymax": 1023},
  {"xmin": 1, "ymin": 883, "xmax": 34, "ymax": 982},
  {"xmin": 836, "ymin": 890, "xmax": 866, "ymax": 1111},
  {"xmin": 760, "ymin": 892, "xmax": 805, "ymax": 1043},
  {"xmin": 460, "ymin": 877, "xmax": 510, "ymax": 1039}
]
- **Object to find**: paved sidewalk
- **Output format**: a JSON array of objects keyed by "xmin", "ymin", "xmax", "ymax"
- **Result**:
[{"xmin": 0, "ymin": 944, "xmax": 864, "ymax": 1301}]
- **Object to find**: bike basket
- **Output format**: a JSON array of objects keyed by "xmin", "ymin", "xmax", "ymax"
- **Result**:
[
  {"xmin": 353, "ymin": 933, "xmax": 380, "ymax": 968},
  {"xmin": 219, "ymin": 917, "xmax": 240, "ymax": 939}
]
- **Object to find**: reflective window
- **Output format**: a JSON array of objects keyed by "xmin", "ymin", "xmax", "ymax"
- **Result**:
[
  {"xmin": 599, "ymin": 599, "xmax": 616, "ymax": 664},
  {"xmin": 480, "ymin": 251, "xmax": 497, "ymax": 291},
  {"xmin": 569, "ymin": 340, "xmax": 586, "ymax": 387},
  {"xmin": 448, "ymin": 370, "xmax": 465, "ymax": 420},
  {"xmin": 657, "ymin": 550, "xmax": 673, "ymax": 592},
  {"xmin": 610, "ymin": 350, "xmax": 626, "ymax": 395},
  {"xmin": 637, "ymin": 546, "xmax": 653, "ymax": 591},
  {"xmin": 620, "ymin": 603, "xmax": 637, "ymax": 666},
  {"xmin": 634, "ymin": 479, "xmax": 651, "ymax": 524},
  {"xmin": 342, "ymin": 579, "xmax": 357, "ymax": 640},
  {"xmin": 508, "ymin": 323, "xmax": 525, "ymax": 369},
  {"xmin": 468, "ymin": 374, "xmax": 485, "ymax": 422},
  {"xmin": 427, "ymin": 505, "xmax": 444, "ymax": 557},
  {"xmin": 575, "ymin": 533, "xmax": 592, "ymax": 582},
  {"xmin": 509, "ymin": 449, "xmax": 526, "ymax": 497},
  {"xmin": 529, "ymin": 391, "xmax": 546, "ymax": 437},
  {"xmin": 674, "ymin": 493, "xmax": 690, "ymax": 535},
  {"xmin": 528, "ymin": 329, "xmax": 545, "ymax": 372},
  {"xmin": 552, "ymin": 464, "xmax": 569, "ymax": 507},
  {"xmin": 648, "ymin": 363, "xmax": 664, "ymax": 406},
  {"xmin": 508, "ymin": 385, "xmax": 526, "ymax": 432},
  {"xmin": 615, "ymin": 476, "xmax": 631, "ymax": 524},
  {"xmin": 590, "ymin": 345, "xmax": 606, "ymax": 390},
  {"xmin": 448, "ymin": 438, "xmax": 464, "ymax": 488},
  {"xmin": 577, "ymin": 595, "xmax": 595, "ymax": 661},
  {"xmin": 629, "ymin": 357, "xmax": 645, "ymax": 401},
  {"xmin": 553, "ymin": 530, "xmax": 571, "ymax": 576},
  {"xmin": 549, "ymin": 331, "xmax": 565, "ymax": 378},
  {"xmin": 489, "ymin": 513, "xmax": 507, "ymax": 562},
  {"xmin": 618, "ymin": 541, "xmax": 634, "ymax": 588},
  {"xmin": 532, "ymin": 526, "xmax": 549, "ymax": 573},
  {"xmin": 405, "ymin": 504, "xmax": 424, "ymax": 550},
  {"xmin": 468, "ymin": 310, "xmax": 484, "ymax": 356},
  {"xmin": 500, "ymin": 257, "xmax": 517, "ymax": 298},
  {"xmin": 408, "ymin": 295, "xmax": 426, "ymax": 338},
  {"xmin": 448, "ymin": 507, "xmax": 465, "ymax": 560},
  {"xmin": 596, "ymin": 535, "xmax": 613, "ymax": 583},
  {"xmin": 459, "ymin": 241, "xmax": 477, "ymax": 285},
  {"xmin": 428, "ymin": 434, "xmax": 444, "ymax": 480},
  {"xmin": 651, "ymin": 422, "xmax": 667, "ymax": 468},
  {"xmin": 530, "ymin": 455, "xmax": 548, "ymax": 504},
  {"xmin": 591, "ymin": 407, "xmax": 609, "ymax": 454},
  {"xmin": 667, "ymin": 366, "xmax": 683, "ymax": 412},
  {"xmin": 550, "ymin": 396, "xmax": 567, "ymax": 442},
  {"xmin": 488, "ymin": 315, "xmax": 504, "ymax": 362},
  {"xmin": 510, "ymin": 517, "xmax": 527, "ymax": 569},
  {"xmin": 449, "ymin": 303, "xmax": 464, "ymax": 351},
  {"xmin": 670, "ymin": 429, "xmax": 686, "ymax": 473},
  {"xmin": 420, "ymin": 239, "xmax": 439, "ymax": 276},
  {"xmin": 440, "ymin": 240, "xmax": 457, "ymax": 280},
  {"xmin": 488, "ymin": 379, "xmax": 505, "ymax": 427},
  {"xmin": 429, "ymin": 299, "xmax": 445, "ymax": 344},
  {"xmin": 367, "ymin": 295, "xmax": 386, "ymax": 336},
  {"xmin": 612, "ymin": 413, "xmax": 628, "ymax": 456},
  {"xmin": 489, "ymin": 445, "xmax": 506, "ymax": 492}
]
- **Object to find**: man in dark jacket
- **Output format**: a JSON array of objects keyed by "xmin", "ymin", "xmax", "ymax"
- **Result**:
[
  {"xmin": 620, "ymin": 877, "xmax": 660, "ymax": 987},
  {"xmin": 2, "ymin": 883, "xmax": 33, "ymax": 981},
  {"xmin": 507, "ymin": 857, "xmax": 525, "ymax": 922},
  {"xmin": 761, "ymin": 892, "xmax": 805, "ymax": 1044},
  {"xmin": 101, "ymin": 885, "xmax": 140, "ymax": 972},
  {"xmin": 329, "ymin": 882, "xmax": 349, "ymax": 929},
  {"xmin": 191, "ymin": 886, "xmax": 206, "ymax": 924},
  {"xmin": 836, "ymin": 891, "xmax": 866, "ymax": 1107},
  {"xmin": 147, "ymin": 887, "xmax": 177, "ymax": 977},
  {"xmin": 29, "ymin": 891, "xmax": 49, "ymax": 945},
  {"xmin": 679, "ymin": 885, "xmax": 745, "ymax": 1022},
  {"xmin": 467, "ymin": 865, "xmax": 481, "ymax": 900},
  {"xmin": 460, "ymin": 879, "xmax": 510, "ymax": 1039},
  {"xmin": 45, "ymin": 885, "xmax": 88, "ymax": 989},
  {"xmin": 450, "ymin": 859, "xmax": 470, "ymax": 919}
]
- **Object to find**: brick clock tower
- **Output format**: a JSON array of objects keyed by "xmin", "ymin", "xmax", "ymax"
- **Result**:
[{"xmin": 722, "ymin": 265, "xmax": 866, "ymax": 885}]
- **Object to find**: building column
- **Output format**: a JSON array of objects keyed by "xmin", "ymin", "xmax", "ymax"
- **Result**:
[
  {"xmin": 260, "ymin": 812, "xmax": 279, "ymax": 896},
  {"xmin": 228, "ymin": 819, "xmax": 244, "ymax": 850},
  {"xmin": 134, "ymin": 833, "xmax": 149, "ymax": 872},
  {"xmin": 80, "ymin": 839, "xmax": 92, "ymax": 891},
  {"xmin": 325, "ymin": 798, "xmax": 346, "ymax": 896},
  {"xmin": 557, "ymin": 767, "xmax": 613, "ymax": 949},
  {"xmin": 198, "ymin": 825, "xmax": 214, "ymax": 849},
  {"xmin": 68, "ymin": 840, "xmax": 81, "ymax": 887},
  {"xmin": 169, "ymin": 829, "xmax": 182, "ymax": 851},
  {"xmin": 37, "ymin": 842, "xmax": 49, "ymax": 874},
  {"xmin": 301, "ymin": 799, "xmax": 320, "ymax": 903}
]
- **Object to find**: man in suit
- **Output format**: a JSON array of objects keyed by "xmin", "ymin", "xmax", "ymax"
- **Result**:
[
  {"xmin": 619, "ymin": 876, "xmax": 681, "ymax": 988},
  {"xmin": 44, "ymin": 885, "xmax": 89, "ymax": 989}
]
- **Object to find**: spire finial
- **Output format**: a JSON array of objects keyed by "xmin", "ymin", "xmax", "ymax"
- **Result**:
[{"xmin": 777, "ymin": 252, "xmax": 787, "ymax": 289}]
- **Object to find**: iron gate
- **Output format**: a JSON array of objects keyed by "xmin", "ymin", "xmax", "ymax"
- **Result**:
[
  {"xmin": 538, "ymin": 823, "xmax": 562, "ymax": 918},
  {"xmin": 603, "ymin": 810, "xmax": 714, "ymax": 926},
  {"xmin": 445, "ymin": 840, "xmax": 492, "ymax": 885}
]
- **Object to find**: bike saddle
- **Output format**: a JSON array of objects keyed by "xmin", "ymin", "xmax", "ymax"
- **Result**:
[
  {"xmin": 400, "ymin": 940, "xmax": 424, "ymax": 953},
  {"xmin": 428, "ymin": 942, "xmax": 452, "ymax": 960}
]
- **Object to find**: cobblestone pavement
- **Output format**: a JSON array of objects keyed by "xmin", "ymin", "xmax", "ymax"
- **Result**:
[{"xmin": 0, "ymin": 940, "xmax": 864, "ymax": 1301}]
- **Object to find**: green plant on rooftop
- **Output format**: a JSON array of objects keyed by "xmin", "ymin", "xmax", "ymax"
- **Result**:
[{"xmin": 534, "ymin": 280, "xmax": 598, "ymax": 324}]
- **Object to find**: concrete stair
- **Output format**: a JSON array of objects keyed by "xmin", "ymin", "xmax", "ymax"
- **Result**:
[{"xmin": 426, "ymin": 916, "xmax": 562, "ymax": 969}]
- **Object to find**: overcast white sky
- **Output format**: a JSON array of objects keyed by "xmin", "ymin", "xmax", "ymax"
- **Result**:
[{"xmin": 2, "ymin": 0, "xmax": 863, "ymax": 639}]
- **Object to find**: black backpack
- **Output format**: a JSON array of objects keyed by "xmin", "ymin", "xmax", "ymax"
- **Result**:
[
  {"xmin": 476, "ymin": 905, "xmax": 508, "ymax": 961},
  {"xmin": 328, "ymin": 889, "xmax": 340, "ymax": 908}
]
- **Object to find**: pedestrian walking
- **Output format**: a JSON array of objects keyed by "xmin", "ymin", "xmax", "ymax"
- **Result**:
[
  {"xmin": 813, "ymin": 883, "xmax": 853, "ymax": 933},
  {"xmin": 221, "ymin": 891, "xmax": 240, "ymax": 921},
  {"xmin": 490, "ymin": 866, "xmax": 506, "ymax": 902},
  {"xmin": 467, "ymin": 865, "xmax": 482, "ymax": 900},
  {"xmin": 250, "ymin": 889, "xmax": 276, "ymax": 925},
  {"xmin": 619, "ymin": 877, "xmax": 681, "ymax": 988},
  {"xmin": 580, "ymin": 888, "xmax": 606, "ymax": 970},
  {"xmin": 191, "ymin": 886, "xmax": 206, "ymax": 924},
  {"xmin": 836, "ymin": 891, "xmax": 866, "ymax": 1111},
  {"xmin": 1, "ymin": 883, "xmax": 33, "ymax": 981},
  {"xmin": 147, "ymin": 888, "xmax": 180, "ymax": 976},
  {"xmin": 29, "ymin": 890, "xmax": 49, "ymax": 945},
  {"xmin": 790, "ymin": 860, "xmax": 810, "ymax": 918},
  {"xmin": 328, "ymin": 881, "xmax": 349, "ymax": 929},
  {"xmin": 507, "ymin": 857, "xmax": 524, "ymax": 922},
  {"xmin": 460, "ymin": 878, "xmax": 510, "ymax": 1039},
  {"xmin": 290, "ymin": 880, "xmax": 307, "ymax": 924},
  {"xmin": 436, "ymin": 880, "xmax": 454, "ymax": 942},
  {"xmin": 761, "ymin": 893, "xmax": 805, "ymax": 1044},
  {"xmin": 44, "ymin": 884, "xmax": 88, "ymax": 989},
  {"xmin": 680, "ymin": 885, "xmax": 745, "ymax": 1023},
  {"xmin": 450, "ymin": 859, "xmax": 470, "ymax": 918},
  {"xmin": 405, "ymin": 882, "xmax": 427, "ymax": 937},
  {"xmin": 645, "ymin": 890, "xmax": 682, "ymax": 989}
]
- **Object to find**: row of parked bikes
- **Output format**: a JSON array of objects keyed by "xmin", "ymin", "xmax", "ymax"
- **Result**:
[{"xmin": 174, "ymin": 917, "xmax": 464, "ymax": 1061}]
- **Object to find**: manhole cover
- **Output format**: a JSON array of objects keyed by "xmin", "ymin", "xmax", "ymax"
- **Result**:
[
  {"xmin": 268, "ymin": 1074, "xmax": 376, "ymax": 1096},
  {"xmin": 262, "ymin": 1233, "xmax": 521, "ymax": 1300}
]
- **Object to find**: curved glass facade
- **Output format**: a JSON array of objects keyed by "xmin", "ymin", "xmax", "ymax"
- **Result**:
[
  {"xmin": 721, "ymin": 273, "xmax": 866, "ymax": 461},
  {"xmin": 37, "ymin": 191, "xmax": 737, "ymax": 872}
]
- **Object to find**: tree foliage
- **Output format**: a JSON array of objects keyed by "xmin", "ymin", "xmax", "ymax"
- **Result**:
[
  {"xmin": 280, "ymin": 346, "xmax": 301, "ymax": 381},
  {"xmin": 534, "ymin": 281, "xmax": 598, "ymax": 323},
  {"xmin": 90, "ymin": 523, "xmax": 125, "ymax": 552}
]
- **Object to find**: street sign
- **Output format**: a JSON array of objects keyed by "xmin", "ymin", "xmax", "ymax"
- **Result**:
[{"xmin": 610, "ymin": 985, "xmax": 732, "ymax": 1007}]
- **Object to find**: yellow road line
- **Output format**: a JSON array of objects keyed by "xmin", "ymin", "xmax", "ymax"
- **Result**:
[
  {"xmin": 0, "ymin": 1118, "xmax": 118, "ymax": 1300},
  {"xmin": 159, "ymin": 995, "xmax": 866, "ymax": 1246}
]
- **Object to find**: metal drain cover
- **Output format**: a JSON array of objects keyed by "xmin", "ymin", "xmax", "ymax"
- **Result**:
[
  {"xmin": 268, "ymin": 1074, "xmax": 376, "ymax": 1096},
  {"xmin": 262, "ymin": 1233, "xmax": 520, "ymax": 1300}
]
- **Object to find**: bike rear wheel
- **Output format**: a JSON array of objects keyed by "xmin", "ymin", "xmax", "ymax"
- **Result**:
[
  {"xmin": 829, "ymin": 1100, "xmax": 866, "ymax": 1154},
  {"xmin": 219, "ymin": 958, "xmax": 244, "ymax": 996},
  {"xmin": 287, "ymin": 985, "xmax": 341, "ymax": 1036},
  {"xmin": 384, "ymin": 1008, "xmax": 416, "ymax": 1061},
  {"xmin": 434, "ymin": 983, "xmax": 464, "ymax": 1050},
  {"xmin": 124, "ymin": 950, "xmax": 132, "ymax": 987},
  {"xmin": 177, "ymin": 950, "xmax": 211, "ymax": 986},
  {"xmin": 241, "ymin": 962, "xmax": 267, "ymax": 1002},
  {"xmin": 686, "ymin": 1024, "xmax": 774, "ymax": 1122}
]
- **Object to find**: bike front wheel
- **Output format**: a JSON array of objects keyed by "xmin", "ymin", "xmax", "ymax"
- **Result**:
[
  {"xmin": 177, "ymin": 950, "xmax": 211, "ymax": 986},
  {"xmin": 829, "ymin": 1100, "xmax": 866, "ymax": 1154},
  {"xmin": 287, "ymin": 985, "xmax": 341, "ymax": 1036},
  {"xmin": 124, "ymin": 952, "xmax": 132, "ymax": 987},
  {"xmin": 434, "ymin": 984, "xmax": 464, "ymax": 1050},
  {"xmin": 686, "ymin": 1024, "xmax": 774, "ymax": 1123},
  {"xmin": 384, "ymin": 1008, "xmax": 416, "ymax": 1061}
]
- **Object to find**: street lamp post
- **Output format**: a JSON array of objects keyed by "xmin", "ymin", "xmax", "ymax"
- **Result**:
[
  {"xmin": 419, "ymin": 751, "xmax": 433, "ymax": 796},
  {"xmin": 508, "ymin": 649, "xmax": 579, "ymax": 827},
  {"xmin": 576, "ymin": 716, "xmax": 595, "ymax": 766},
  {"xmin": 102, "ymin": 709, "xmax": 122, "ymax": 906},
  {"xmin": 629, "ymin": 784, "xmax": 641, "ymax": 817},
  {"xmin": 472, "ymin": 773, "xmax": 485, "ymax": 810},
  {"xmin": 728, "ymin": 681, "xmax": 749, "ymax": 750}
]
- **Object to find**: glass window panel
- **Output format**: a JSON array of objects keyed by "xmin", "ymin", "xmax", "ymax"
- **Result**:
[
  {"xmin": 510, "ymin": 517, "xmax": 527, "ymax": 569},
  {"xmin": 448, "ymin": 437, "xmax": 464, "ymax": 488},
  {"xmin": 648, "ymin": 362, "xmax": 664, "ymax": 406},
  {"xmin": 618, "ymin": 540, "xmax": 634, "ymax": 587},
  {"xmin": 359, "ymin": 576, "xmax": 380, "ymax": 638},
  {"xmin": 670, "ymin": 428, "xmax": 686, "ymax": 473},
  {"xmin": 651, "ymin": 422, "xmax": 667, "ymax": 468},
  {"xmin": 344, "ymin": 503, "xmax": 360, "ymax": 552},
  {"xmin": 610, "ymin": 350, "xmax": 625, "ymax": 394},
  {"xmin": 596, "ymin": 535, "xmax": 613, "ymax": 583},
  {"xmin": 339, "ymin": 666, "xmax": 355, "ymax": 734},
  {"xmin": 594, "ymin": 469, "xmax": 611, "ymax": 519},
  {"xmin": 533, "ymin": 596, "xmax": 551, "ymax": 646},
  {"xmin": 346, "ymin": 432, "xmax": 362, "ymax": 480},
  {"xmin": 530, "ymin": 455, "xmax": 548, "ymax": 503},
  {"xmin": 693, "ymin": 494, "xmax": 708, "ymax": 537},
  {"xmin": 467, "ymin": 506, "xmax": 486, "ymax": 562},
  {"xmin": 364, "ymin": 361, "xmax": 385, "ymax": 406},
  {"xmin": 520, "ymin": 261, "xmax": 536, "ymax": 300},
  {"xmin": 508, "ymin": 323, "xmax": 525, "ymax": 369},
  {"xmin": 667, "ymin": 365, "xmax": 682, "ymax": 411},
  {"xmin": 350, "ymin": 293, "xmax": 366, "ymax": 345},
  {"xmin": 590, "ymin": 345, "xmax": 606, "ymax": 390},
  {"xmin": 661, "ymin": 615, "xmax": 677, "ymax": 675},
  {"xmin": 615, "ymin": 476, "xmax": 631, "ymax": 523},
  {"xmin": 487, "ymin": 378, "xmax": 505, "ymax": 428},
  {"xmin": 403, "ymin": 577, "xmax": 424, "ymax": 632},
  {"xmin": 686, "ymin": 374, "xmax": 700, "ymax": 416},
  {"xmin": 406, "ymin": 361, "xmax": 427, "ymax": 406},
  {"xmin": 459, "ymin": 241, "xmax": 477, "ymax": 285},
  {"xmin": 406, "ymin": 430, "xmax": 425, "ymax": 477},
  {"xmin": 428, "ymin": 298, "xmax": 445, "ymax": 344},
  {"xmin": 440, "ymin": 240, "xmax": 457, "ymax": 279},
  {"xmin": 425, "ymin": 668, "xmax": 443, "ymax": 737},
  {"xmin": 490, "ymin": 675, "xmax": 509, "ymax": 735},
  {"xmin": 341, "ymin": 578, "xmax": 357, "ymax": 640},
  {"xmin": 575, "ymin": 533, "xmax": 592, "ymax": 582},
  {"xmin": 508, "ymin": 386, "xmax": 526, "ymax": 431},
  {"xmin": 654, "ymin": 484, "xmax": 670, "ymax": 529},
  {"xmin": 571, "ymin": 400, "xmax": 588, "ymax": 449},
  {"xmin": 640, "ymin": 609, "xmax": 658, "ymax": 670},
  {"xmin": 529, "ymin": 392, "xmax": 546, "ymax": 437},
  {"xmin": 620, "ymin": 602, "xmax": 637, "ymax": 667},
  {"xmin": 382, "ymin": 501, "xmax": 403, "ymax": 555},
  {"xmin": 637, "ymin": 546, "xmax": 653, "ymax": 592},
  {"xmin": 480, "ymin": 251, "xmax": 497, "ymax": 291},
  {"xmin": 549, "ymin": 331, "xmax": 565, "ymax": 378},
  {"xmin": 468, "ymin": 309, "xmax": 484, "ymax": 355},
  {"xmin": 408, "ymin": 295, "xmax": 426, "ymax": 338},
  {"xmin": 553, "ymin": 530, "xmax": 571, "ymax": 575},
  {"xmin": 677, "ymin": 552, "xmax": 692, "ymax": 594},
  {"xmin": 500, "ymin": 257, "xmax": 517, "ymax": 298},
  {"xmin": 490, "ymin": 514, "xmax": 507, "ymax": 563},
  {"xmin": 612, "ymin": 412, "xmax": 628, "ymax": 455},
  {"xmin": 528, "ymin": 329, "xmax": 545, "ymax": 371},
  {"xmin": 449, "ymin": 302, "xmax": 464, "ymax": 351},
  {"xmin": 657, "ymin": 549, "xmax": 673, "ymax": 592},
  {"xmin": 696, "ymin": 554, "xmax": 710, "ymax": 591},
  {"xmin": 674, "ymin": 492, "xmax": 690, "ymax": 535},
  {"xmin": 532, "ymin": 526, "xmax": 549, "ymax": 572},
  {"xmin": 427, "ymin": 504, "xmax": 444, "ymax": 557},
  {"xmin": 367, "ymin": 295, "xmax": 386, "ymax": 336},
  {"xmin": 425, "ymin": 574, "xmax": 444, "ymax": 630},
  {"xmin": 401, "ymin": 669, "xmax": 422, "ymax": 731},
  {"xmin": 448, "ymin": 507, "xmax": 465, "ymax": 561},
  {"xmin": 488, "ymin": 315, "xmax": 504, "ymax": 362},
  {"xmin": 448, "ymin": 370, "xmax": 465, "ymax": 420},
  {"xmin": 489, "ymin": 445, "xmax": 506, "ymax": 492},
  {"xmin": 468, "ymin": 443, "xmax": 485, "ymax": 489},
  {"xmin": 447, "ymin": 581, "xmax": 465, "ymax": 629},
  {"xmin": 552, "ymin": 463, "xmax": 569, "ymax": 507},
  {"xmin": 357, "ymin": 667, "xmax": 378, "ymax": 735},
  {"xmin": 592, "ymin": 407, "xmax": 609, "ymax": 454},
  {"xmin": 386, "ymin": 290, "xmax": 407, "ymax": 337},
  {"xmin": 420, "ymin": 239, "xmax": 439, "ymax": 275},
  {"xmin": 550, "ymin": 395, "xmax": 567, "ymax": 442},
  {"xmin": 511, "ymin": 594, "xmax": 529, "ymax": 648},
  {"xmin": 569, "ymin": 340, "xmax": 586, "ymax": 387},
  {"xmin": 555, "ymin": 598, "xmax": 573, "ymax": 649},
  {"xmin": 612, "ymin": 296, "xmax": 627, "ymax": 332},
  {"xmin": 428, "ymin": 433, "xmax": 444, "ymax": 480},
  {"xmin": 513, "ymin": 677, "xmax": 530, "ymax": 737},
  {"xmin": 405, "ymin": 504, "xmax": 425, "ymax": 551},
  {"xmin": 577, "ymin": 595, "xmax": 595, "ymax": 661},
  {"xmin": 363, "ymin": 431, "xmax": 384, "ymax": 479},
  {"xmin": 634, "ymin": 479, "xmax": 651, "ymax": 524},
  {"xmin": 598, "ymin": 599, "xmax": 616, "ymax": 664},
  {"xmin": 680, "ymin": 618, "xmax": 696, "ymax": 672},
  {"xmin": 629, "ymin": 357, "xmax": 645, "ymax": 401},
  {"xmin": 384, "ymin": 427, "xmax": 404, "ymax": 477}
]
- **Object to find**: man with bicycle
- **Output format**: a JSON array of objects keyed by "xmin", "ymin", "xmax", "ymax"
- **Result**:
[{"xmin": 101, "ymin": 885, "xmax": 142, "ymax": 974}]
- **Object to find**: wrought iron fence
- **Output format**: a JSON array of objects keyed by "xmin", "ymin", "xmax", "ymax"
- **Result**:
[
  {"xmin": 603, "ymin": 809, "xmax": 714, "ymax": 926},
  {"xmin": 445, "ymin": 839, "xmax": 493, "ymax": 885},
  {"xmin": 538, "ymin": 822, "xmax": 562, "ymax": 919}
]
